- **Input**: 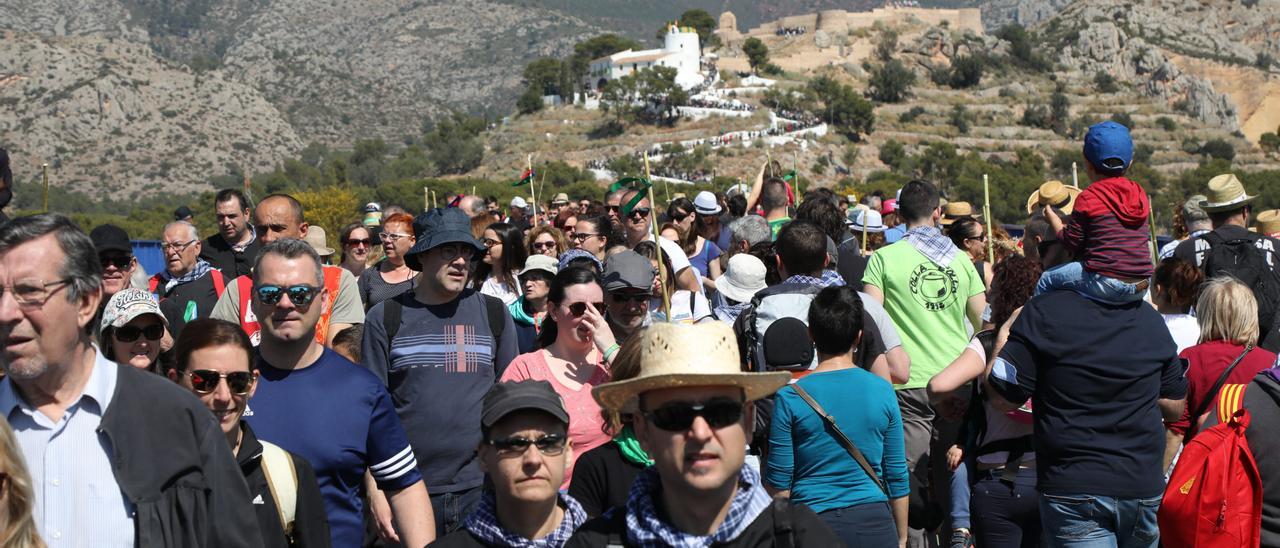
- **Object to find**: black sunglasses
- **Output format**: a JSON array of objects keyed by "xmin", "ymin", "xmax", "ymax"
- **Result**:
[
  {"xmin": 345, "ymin": 238, "xmax": 373, "ymax": 247},
  {"xmin": 188, "ymin": 370, "xmax": 254, "ymax": 395},
  {"xmin": 611, "ymin": 292, "xmax": 650, "ymax": 304},
  {"xmin": 487, "ymin": 433, "xmax": 567, "ymax": 457},
  {"xmin": 628, "ymin": 207, "xmax": 652, "ymax": 220},
  {"xmin": 643, "ymin": 397, "xmax": 744, "ymax": 431},
  {"xmin": 568, "ymin": 302, "xmax": 606, "ymax": 317},
  {"xmin": 100, "ymin": 256, "xmax": 134, "ymax": 270},
  {"xmin": 115, "ymin": 323, "xmax": 164, "ymax": 342},
  {"xmin": 255, "ymin": 284, "xmax": 320, "ymax": 306},
  {"xmin": 605, "ymin": 205, "xmax": 620, "ymax": 213}
]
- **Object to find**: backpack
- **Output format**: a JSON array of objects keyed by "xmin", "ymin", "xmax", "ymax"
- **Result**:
[
  {"xmin": 1201, "ymin": 231, "xmax": 1280, "ymax": 339},
  {"xmin": 734, "ymin": 283, "xmax": 822, "ymax": 372},
  {"xmin": 1159, "ymin": 399, "xmax": 1262, "ymax": 548},
  {"xmin": 260, "ymin": 441, "xmax": 298, "ymax": 540}
]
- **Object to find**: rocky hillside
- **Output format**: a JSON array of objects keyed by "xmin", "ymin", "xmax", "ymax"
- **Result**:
[{"xmin": 0, "ymin": 31, "xmax": 300, "ymax": 197}]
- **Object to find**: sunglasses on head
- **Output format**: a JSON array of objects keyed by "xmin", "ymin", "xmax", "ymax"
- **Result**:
[
  {"xmin": 100, "ymin": 256, "xmax": 134, "ymax": 270},
  {"xmin": 187, "ymin": 370, "xmax": 254, "ymax": 395},
  {"xmin": 568, "ymin": 302, "xmax": 606, "ymax": 317},
  {"xmin": 254, "ymin": 284, "xmax": 320, "ymax": 306},
  {"xmin": 486, "ymin": 433, "xmax": 567, "ymax": 457},
  {"xmin": 643, "ymin": 397, "xmax": 744, "ymax": 431},
  {"xmin": 115, "ymin": 323, "xmax": 164, "ymax": 342}
]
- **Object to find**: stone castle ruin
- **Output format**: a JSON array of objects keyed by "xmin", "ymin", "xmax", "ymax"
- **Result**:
[{"xmin": 715, "ymin": 7, "xmax": 983, "ymax": 45}]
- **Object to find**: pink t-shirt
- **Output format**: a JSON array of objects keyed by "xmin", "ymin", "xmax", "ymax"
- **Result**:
[{"xmin": 500, "ymin": 349, "xmax": 612, "ymax": 489}]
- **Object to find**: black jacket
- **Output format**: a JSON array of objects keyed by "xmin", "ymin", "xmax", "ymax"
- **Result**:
[
  {"xmin": 237, "ymin": 422, "xmax": 332, "ymax": 548},
  {"xmin": 154, "ymin": 270, "xmax": 223, "ymax": 338},
  {"xmin": 200, "ymin": 234, "xmax": 261, "ymax": 279},
  {"xmin": 564, "ymin": 498, "xmax": 839, "ymax": 547},
  {"xmin": 99, "ymin": 363, "xmax": 264, "ymax": 547}
]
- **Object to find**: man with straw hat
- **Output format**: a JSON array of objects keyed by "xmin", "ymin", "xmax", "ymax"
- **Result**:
[
  {"xmin": 940, "ymin": 201, "xmax": 975, "ymax": 227},
  {"xmin": 1256, "ymin": 209, "xmax": 1280, "ymax": 239},
  {"xmin": 1025, "ymin": 181, "xmax": 1082, "ymax": 216},
  {"xmin": 567, "ymin": 322, "xmax": 840, "ymax": 547},
  {"xmin": 1173, "ymin": 173, "xmax": 1280, "ymax": 351}
]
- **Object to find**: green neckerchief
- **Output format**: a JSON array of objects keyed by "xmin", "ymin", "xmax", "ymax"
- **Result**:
[{"xmin": 615, "ymin": 425, "xmax": 654, "ymax": 466}]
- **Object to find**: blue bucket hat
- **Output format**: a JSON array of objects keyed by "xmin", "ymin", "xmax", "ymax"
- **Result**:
[
  {"xmin": 1083, "ymin": 121, "xmax": 1133, "ymax": 173},
  {"xmin": 557, "ymin": 248, "xmax": 603, "ymax": 273},
  {"xmin": 404, "ymin": 208, "xmax": 483, "ymax": 271}
]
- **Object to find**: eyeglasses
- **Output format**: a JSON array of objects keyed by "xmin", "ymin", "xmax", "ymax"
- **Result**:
[
  {"xmin": 965, "ymin": 235, "xmax": 988, "ymax": 243},
  {"xmin": 568, "ymin": 302, "xmax": 606, "ymax": 317},
  {"xmin": 187, "ymin": 370, "xmax": 254, "ymax": 395},
  {"xmin": 643, "ymin": 398, "xmax": 744, "ymax": 431},
  {"xmin": 627, "ymin": 208, "xmax": 651, "ymax": 221},
  {"xmin": 100, "ymin": 256, "xmax": 134, "ymax": 270},
  {"xmin": 486, "ymin": 433, "xmax": 568, "ymax": 457},
  {"xmin": 436, "ymin": 244, "xmax": 475, "ymax": 262},
  {"xmin": 380, "ymin": 232, "xmax": 411, "ymax": 243},
  {"xmin": 254, "ymin": 284, "xmax": 321, "ymax": 306},
  {"xmin": 161, "ymin": 240, "xmax": 196, "ymax": 252},
  {"xmin": 610, "ymin": 292, "xmax": 651, "ymax": 304},
  {"xmin": 605, "ymin": 205, "xmax": 620, "ymax": 213},
  {"xmin": 344, "ymin": 238, "xmax": 373, "ymax": 247},
  {"xmin": 482, "ymin": 238, "xmax": 502, "ymax": 249},
  {"xmin": 572, "ymin": 233, "xmax": 601, "ymax": 243},
  {"xmin": 532, "ymin": 241, "xmax": 557, "ymax": 251},
  {"xmin": 114, "ymin": 323, "xmax": 164, "ymax": 342},
  {"xmin": 0, "ymin": 278, "xmax": 71, "ymax": 308}
]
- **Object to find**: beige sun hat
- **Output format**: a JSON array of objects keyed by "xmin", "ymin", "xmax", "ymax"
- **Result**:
[
  {"xmin": 1256, "ymin": 209, "xmax": 1280, "ymax": 237},
  {"xmin": 304, "ymin": 226, "xmax": 335, "ymax": 257},
  {"xmin": 941, "ymin": 201, "xmax": 975, "ymax": 225},
  {"xmin": 1199, "ymin": 174, "xmax": 1255, "ymax": 213},
  {"xmin": 592, "ymin": 322, "xmax": 790, "ymax": 413},
  {"xmin": 1026, "ymin": 180, "xmax": 1083, "ymax": 215}
]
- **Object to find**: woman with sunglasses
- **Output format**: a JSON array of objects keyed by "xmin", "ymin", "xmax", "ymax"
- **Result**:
[
  {"xmin": 0, "ymin": 416, "xmax": 43, "ymax": 547},
  {"xmin": 499, "ymin": 267, "xmax": 614, "ymax": 489},
  {"xmin": 170, "ymin": 318, "xmax": 331, "ymax": 548},
  {"xmin": 358, "ymin": 213, "xmax": 418, "ymax": 311},
  {"xmin": 947, "ymin": 216, "xmax": 994, "ymax": 289},
  {"xmin": 475, "ymin": 222, "xmax": 527, "ymax": 306},
  {"xmin": 525, "ymin": 225, "xmax": 568, "ymax": 260},
  {"xmin": 99, "ymin": 288, "xmax": 170, "ymax": 373},
  {"xmin": 338, "ymin": 223, "xmax": 373, "ymax": 278}
]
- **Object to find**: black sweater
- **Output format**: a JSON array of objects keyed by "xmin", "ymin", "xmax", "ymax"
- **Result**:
[
  {"xmin": 237, "ymin": 422, "xmax": 332, "ymax": 548},
  {"xmin": 568, "ymin": 441, "xmax": 646, "ymax": 518}
]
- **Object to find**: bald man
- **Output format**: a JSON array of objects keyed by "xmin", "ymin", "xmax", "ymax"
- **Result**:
[{"xmin": 211, "ymin": 194, "xmax": 365, "ymax": 346}]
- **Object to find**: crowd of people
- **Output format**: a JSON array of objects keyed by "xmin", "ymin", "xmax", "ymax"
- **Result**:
[
  {"xmin": 774, "ymin": 26, "xmax": 808, "ymax": 38},
  {"xmin": 1, "ymin": 120, "xmax": 1280, "ymax": 548},
  {"xmin": 686, "ymin": 97, "xmax": 756, "ymax": 112}
]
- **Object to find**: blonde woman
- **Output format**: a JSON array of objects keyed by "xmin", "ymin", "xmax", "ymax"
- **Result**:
[
  {"xmin": 0, "ymin": 419, "xmax": 43, "ymax": 548},
  {"xmin": 1163, "ymin": 277, "xmax": 1279, "ymax": 469}
]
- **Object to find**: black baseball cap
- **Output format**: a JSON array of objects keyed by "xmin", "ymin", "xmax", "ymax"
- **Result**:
[
  {"xmin": 173, "ymin": 206, "xmax": 193, "ymax": 220},
  {"xmin": 481, "ymin": 380, "xmax": 569, "ymax": 429},
  {"xmin": 90, "ymin": 224, "xmax": 132, "ymax": 255}
]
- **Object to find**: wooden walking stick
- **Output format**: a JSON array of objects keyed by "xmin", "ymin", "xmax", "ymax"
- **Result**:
[
  {"xmin": 644, "ymin": 152, "xmax": 671, "ymax": 320},
  {"xmin": 984, "ymin": 174, "xmax": 994, "ymax": 264}
]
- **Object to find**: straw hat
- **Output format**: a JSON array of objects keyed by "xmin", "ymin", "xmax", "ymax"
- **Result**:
[
  {"xmin": 1026, "ymin": 181, "xmax": 1082, "ymax": 215},
  {"xmin": 941, "ymin": 202, "xmax": 975, "ymax": 225},
  {"xmin": 304, "ymin": 226, "xmax": 335, "ymax": 257},
  {"xmin": 1199, "ymin": 174, "xmax": 1255, "ymax": 212},
  {"xmin": 592, "ymin": 322, "xmax": 790, "ymax": 413},
  {"xmin": 1256, "ymin": 209, "xmax": 1280, "ymax": 237}
]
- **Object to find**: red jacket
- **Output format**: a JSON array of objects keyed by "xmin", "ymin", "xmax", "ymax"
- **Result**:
[
  {"xmin": 1169, "ymin": 340, "xmax": 1277, "ymax": 438},
  {"xmin": 1058, "ymin": 177, "xmax": 1153, "ymax": 279}
]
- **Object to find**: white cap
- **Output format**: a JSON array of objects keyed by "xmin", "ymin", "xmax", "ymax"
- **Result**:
[
  {"xmin": 694, "ymin": 191, "xmax": 722, "ymax": 215},
  {"xmin": 716, "ymin": 255, "xmax": 767, "ymax": 304},
  {"xmin": 510, "ymin": 196, "xmax": 528, "ymax": 209},
  {"xmin": 101, "ymin": 289, "xmax": 169, "ymax": 332}
]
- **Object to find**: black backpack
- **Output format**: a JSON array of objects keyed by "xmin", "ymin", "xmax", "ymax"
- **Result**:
[{"xmin": 1201, "ymin": 231, "xmax": 1280, "ymax": 337}]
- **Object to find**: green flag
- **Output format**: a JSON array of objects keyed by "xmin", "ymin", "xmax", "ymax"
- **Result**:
[{"xmin": 512, "ymin": 169, "xmax": 535, "ymax": 187}]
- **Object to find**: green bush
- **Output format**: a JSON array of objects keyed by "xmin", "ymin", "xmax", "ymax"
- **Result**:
[{"xmin": 868, "ymin": 60, "xmax": 916, "ymax": 103}]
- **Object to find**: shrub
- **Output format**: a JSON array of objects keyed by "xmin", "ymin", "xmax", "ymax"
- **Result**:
[
  {"xmin": 899, "ymin": 106, "xmax": 927, "ymax": 124},
  {"xmin": 950, "ymin": 105, "xmax": 971, "ymax": 134},
  {"xmin": 868, "ymin": 60, "xmax": 916, "ymax": 103},
  {"xmin": 1111, "ymin": 112, "xmax": 1135, "ymax": 130},
  {"xmin": 1094, "ymin": 71, "xmax": 1120, "ymax": 93},
  {"xmin": 949, "ymin": 55, "xmax": 984, "ymax": 88},
  {"xmin": 1156, "ymin": 116, "xmax": 1178, "ymax": 131},
  {"xmin": 1200, "ymin": 138, "xmax": 1235, "ymax": 161}
]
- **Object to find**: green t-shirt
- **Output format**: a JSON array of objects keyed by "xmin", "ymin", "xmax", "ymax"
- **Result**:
[
  {"xmin": 862, "ymin": 241, "xmax": 984, "ymax": 390},
  {"xmin": 768, "ymin": 217, "xmax": 791, "ymax": 241}
]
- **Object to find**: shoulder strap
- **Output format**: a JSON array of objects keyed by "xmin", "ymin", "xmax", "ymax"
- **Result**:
[
  {"xmin": 771, "ymin": 498, "xmax": 795, "ymax": 548},
  {"xmin": 384, "ymin": 293, "xmax": 404, "ymax": 343},
  {"xmin": 1193, "ymin": 345, "xmax": 1253, "ymax": 422},
  {"xmin": 259, "ymin": 441, "xmax": 298, "ymax": 535},
  {"xmin": 147, "ymin": 274, "xmax": 162, "ymax": 296},
  {"xmin": 790, "ymin": 383, "xmax": 888, "ymax": 495},
  {"xmin": 210, "ymin": 269, "xmax": 226, "ymax": 297},
  {"xmin": 482, "ymin": 293, "xmax": 505, "ymax": 342}
]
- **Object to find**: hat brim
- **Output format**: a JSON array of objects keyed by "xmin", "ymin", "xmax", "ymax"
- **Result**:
[
  {"xmin": 592, "ymin": 371, "xmax": 791, "ymax": 413},
  {"xmin": 1200, "ymin": 194, "xmax": 1255, "ymax": 213},
  {"xmin": 716, "ymin": 277, "xmax": 765, "ymax": 304},
  {"xmin": 1025, "ymin": 186, "xmax": 1083, "ymax": 215},
  {"xmin": 518, "ymin": 266, "xmax": 556, "ymax": 277},
  {"xmin": 404, "ymin": 232, "xmax": 484, "ymax": 271},
  {"xmin": 695, "ymin": 206, "xmax": 723, "ymax": 216}
]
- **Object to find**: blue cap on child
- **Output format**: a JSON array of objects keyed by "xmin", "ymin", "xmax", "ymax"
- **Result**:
[{"xmin": 1083, "ymin": 121, "xmax": 1133, "ymax": 173}]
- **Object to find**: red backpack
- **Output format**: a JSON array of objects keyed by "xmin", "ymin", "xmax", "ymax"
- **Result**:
[{"xmin": 1159, "ymin": 387, "xmax": 1262, "ymax": 548}]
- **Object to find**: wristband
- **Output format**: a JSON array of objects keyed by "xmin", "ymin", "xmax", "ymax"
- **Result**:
[{"xmin": 603, "ymin": 343, "xmax": 621, "ymax": 363}]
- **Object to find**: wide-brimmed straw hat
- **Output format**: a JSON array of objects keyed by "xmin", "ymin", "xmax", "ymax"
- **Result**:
[
  {"xmin": 1026, "ymin": 181, "xmax": 1082, "ymax": 215},
  {"xmin": 941, "ymin": 202, "xmax": 975, "ymax": 225},
  {"xmin": 1199, "ymin": 174, "xmax": 1255, "ymax": 213},
  {"xmin": 1256, "ymin": 209, "xmax": 1280, "ymax": 237},
  {"xmin": 592, "ymin": 322, "xmax": 790, "ymax": 413}
]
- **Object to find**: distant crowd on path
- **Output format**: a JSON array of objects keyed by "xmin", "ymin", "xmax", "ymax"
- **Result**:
[
  {"xmin": 775, "ymin": 26, "xmax": 807, "ymax": 38},
  {"xmin": 5, "ymin": 119, "xmax": 1280, "ymax": 548}
]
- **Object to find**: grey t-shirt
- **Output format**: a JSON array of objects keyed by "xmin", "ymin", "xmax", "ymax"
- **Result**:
[
  {"xmin": 360, "ymin": 290, "xmax": 517, "ymax": 493},
  {"xmin": 859, "ymin": 290, "xmax": 902, "ymax": 352}
]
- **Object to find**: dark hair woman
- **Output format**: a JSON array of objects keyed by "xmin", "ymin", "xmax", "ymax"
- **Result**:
[
  {"xmin": 1153, "ymin": 257, "xmax": 1204, "ymax": 354},
  {"xmin": 338, "ymin": 222, "xmax": 374, "ymax": 278},
  {"xmin": 947, "ymin": 216, "xmax": 993, "ymax": 289},
  {"xmin": 474, "ymin": 222, "xmax": 527, "ymax": 305}
]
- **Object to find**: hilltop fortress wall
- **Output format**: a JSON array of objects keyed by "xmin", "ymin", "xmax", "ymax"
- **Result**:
[{"xmin": 716, "ymin": 7, "xmax": 983, "ymax": 44}]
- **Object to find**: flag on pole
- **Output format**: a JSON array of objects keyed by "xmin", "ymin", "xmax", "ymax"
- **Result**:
[{"xmin": 512, "ymin": 169, "xmax": 535, "ymax": 187}]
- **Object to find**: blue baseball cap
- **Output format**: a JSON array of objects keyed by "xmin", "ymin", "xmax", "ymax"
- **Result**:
[{"xmin": 1083, "ymin": 121, "xmax": 1133, "ymax": 173}]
